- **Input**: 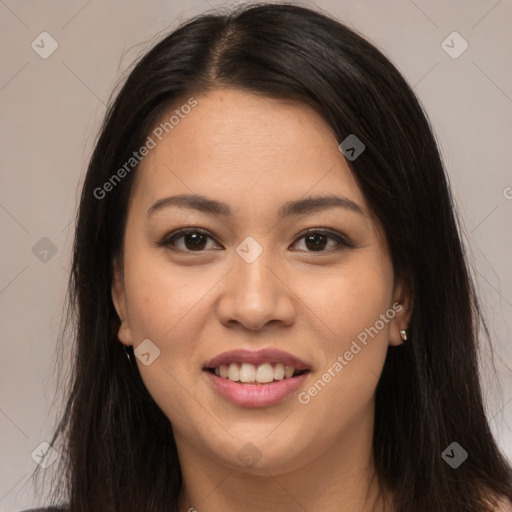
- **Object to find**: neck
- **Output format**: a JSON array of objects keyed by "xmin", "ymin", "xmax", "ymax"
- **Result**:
[{"xmin": 175, "ymin": 408, "xmax": 393, "ymax": 512}]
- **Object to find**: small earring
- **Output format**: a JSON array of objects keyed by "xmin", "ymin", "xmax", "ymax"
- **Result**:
[
  {"xmin": 399, "ymin": 329, "xmax": 408, "ymax": 342},
  {"xmin": 123, "ymin": 345, "xmax": 133, "ymax": 362}
]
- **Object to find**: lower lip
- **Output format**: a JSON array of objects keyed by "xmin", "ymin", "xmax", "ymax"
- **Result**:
[{"xmin": 204, "ymin": 370, "xmax": 309, "ymax": 407}]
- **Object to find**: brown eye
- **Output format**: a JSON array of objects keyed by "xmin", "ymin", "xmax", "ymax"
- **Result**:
[
  {"xmin": 291, "ymin": 229, "xmax": 353, "ymax": 253},
  {"xmin": 304, "ymin": 232, "xmax": 330, "ymax": 251},
  {"xmin": 160, "ymin": 229, "xmax": 220, "ymax": 252}
]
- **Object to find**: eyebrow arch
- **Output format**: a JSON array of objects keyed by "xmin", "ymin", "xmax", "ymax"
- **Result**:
[{"xmin": 147, "ymin": 193, "xmax": 366, "ymax": 218}]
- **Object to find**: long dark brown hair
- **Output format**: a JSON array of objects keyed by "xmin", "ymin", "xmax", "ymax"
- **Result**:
[{"xmin": 32, "ymin": 2, "xmax": 512, "ymax": 511}]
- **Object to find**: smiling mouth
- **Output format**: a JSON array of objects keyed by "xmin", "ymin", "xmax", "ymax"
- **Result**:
[{"xmin": 205, "ymin": 362, "xmax": 310, "ymax": 385}]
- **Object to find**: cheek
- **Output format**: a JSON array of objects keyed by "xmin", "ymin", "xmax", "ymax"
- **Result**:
[
  {"xmin": 123, "ymin": 249, "xmax": 212, "ymax": 341},
  {"xmin": 120, "ymin": 250, "xmax": 212, "ymax": 418},
  {"xmin": 303, "ymin": 253, "xmax": 394, "ymax": 400},
  {"xmin": 120, "ymin": 247, "xmax": 225, "ymax": 404},
  {"xmin": 308, "ymin": 253, "xmax": 394, "ymax": 346}
]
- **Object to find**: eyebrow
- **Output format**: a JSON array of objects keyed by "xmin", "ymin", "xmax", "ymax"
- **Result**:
[{"xmin": 147, "ymin": 193, "xmax": 366, "ymax": 218}]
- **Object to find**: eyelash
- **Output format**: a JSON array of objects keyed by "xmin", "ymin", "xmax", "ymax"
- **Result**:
[{"xmin": 158, "ymin": 227, "xmax": 355, "ymax": 254}]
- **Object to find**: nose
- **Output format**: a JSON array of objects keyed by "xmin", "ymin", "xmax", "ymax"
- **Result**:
[{"xmin": 216, "ymin": 244, "xmax": 296, "ymax": 331}]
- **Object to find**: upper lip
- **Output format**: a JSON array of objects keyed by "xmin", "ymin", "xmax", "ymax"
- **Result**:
[{"xmin": 204, "ymin": 349, "xmax": 310, "ymax": 371}]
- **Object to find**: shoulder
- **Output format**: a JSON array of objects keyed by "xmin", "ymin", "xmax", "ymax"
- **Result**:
[
  {"xmin": 20, "ymin": 508, "xmax": 68, "ymax": 512},
  {"xmin": 497, "ymin": 498, "xmax": 512, "ymax": 512},
  {"xmin": 488, "ymin": 496, "xmax": 512, "ymax": 512}
]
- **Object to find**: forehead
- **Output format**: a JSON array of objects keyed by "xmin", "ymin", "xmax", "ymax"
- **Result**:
[{"xmin": 131, "ymin": 88, "xmax": 368, "ymax": 218}]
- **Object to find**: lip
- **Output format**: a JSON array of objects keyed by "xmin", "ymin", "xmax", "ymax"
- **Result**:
[
  {"xmin": 204, "ymin": 348, "xmax": 310, "ymax": 371},
  {"xmin": 204, "ymin": 370, "xmax": 310, "ymax": 407}
]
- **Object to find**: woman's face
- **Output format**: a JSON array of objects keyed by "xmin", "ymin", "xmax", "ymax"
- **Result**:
[{"xmin": 112, "ymin": 88, "xmax": 411, "ymax": 475}]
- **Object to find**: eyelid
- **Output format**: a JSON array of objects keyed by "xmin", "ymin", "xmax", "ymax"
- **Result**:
[
  {"xmin": 292, "ymin": 228, "xmax": 356, "ymax": 255},
  {"xmin": 295, "ymin": 227, "xmax": 355, "ymax": 249},
  {"xmin": 158, "ymin": 227, "xmax": 220, "ymax": 250}
]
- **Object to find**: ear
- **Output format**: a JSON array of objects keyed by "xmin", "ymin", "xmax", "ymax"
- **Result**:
[
  {"xmin": 111, "ymin": 257, "xmax": 133, "ymax": 347},
  {"xmin": 388, "ymin": 277, "xmax": 413, "ymax": 347}
]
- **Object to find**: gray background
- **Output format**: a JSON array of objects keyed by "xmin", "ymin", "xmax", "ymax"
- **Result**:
[{"xmin": 1, "ymin": 0, "xmax": 511, "ymax": 510}]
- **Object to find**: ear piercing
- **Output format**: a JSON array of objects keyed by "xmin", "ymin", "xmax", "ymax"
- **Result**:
[
  {"xmin": 399, "ymin": 329, "xmax": 408, "ymax": 342},
  {"xmin": 124, "ymin": 345, "xmax": 133, "ymax": 362}
]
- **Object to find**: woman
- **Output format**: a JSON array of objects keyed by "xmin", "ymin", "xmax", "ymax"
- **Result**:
[{"xmin": 28, "ymin": 2, "xmax": 512, "ymax": 511}]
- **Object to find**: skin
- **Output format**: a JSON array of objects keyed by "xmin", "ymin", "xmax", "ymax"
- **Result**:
[{"xmin": 111, "ymin": 88, "xmax": 412, "ymax": 512}]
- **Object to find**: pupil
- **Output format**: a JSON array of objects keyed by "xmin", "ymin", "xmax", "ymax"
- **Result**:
[
  {"xmin": 185, "ymin": 233, "xmax": 207, "ymax": 250},
  {"xmin": 306, "ymin": 233, "xmax": 326, "ymax": 251}
]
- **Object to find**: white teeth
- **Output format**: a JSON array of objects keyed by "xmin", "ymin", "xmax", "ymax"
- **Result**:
[
  {"xmin": 255, "ymin": 362, "xmax": 274, "ymax": 383},
  {"xmin": 239, "ymin": 363, "xmax": 256, "ymax": 383},
  {"xmin": 227, "ymin": 362, "xmax": 240, "ymax": 381},
  {"xmin": 214, "ymin": 362, "xmax": 304, "ymax": 384},
  {"xmin": 274, "ymin": 363, "xmax": 285, "ymax": 380}
]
